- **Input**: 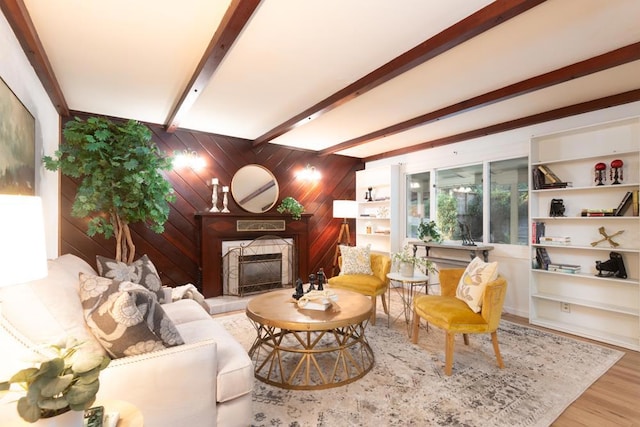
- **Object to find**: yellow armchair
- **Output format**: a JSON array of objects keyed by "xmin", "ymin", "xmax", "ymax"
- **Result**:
[
  {"xmin": 411, "ymin": 268, "xmax": 507, "ymax": 375},
  {"xmin": 327, "ymin": 252, "xmax": 391, "ymax": 325}
]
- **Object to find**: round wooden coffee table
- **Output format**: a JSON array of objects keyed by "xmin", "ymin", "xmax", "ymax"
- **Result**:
[{"xmin": 246, "ymin": 288, "xmax": 374, "ymax": 390}]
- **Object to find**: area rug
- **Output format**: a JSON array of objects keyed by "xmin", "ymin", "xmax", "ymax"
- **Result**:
[{"xmin": 219, "ymin": 296, "xmax": 623, "ymax": 427}]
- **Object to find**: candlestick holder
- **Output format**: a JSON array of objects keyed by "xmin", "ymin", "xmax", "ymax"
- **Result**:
[
  {"xmin": 222, "ymin": 187, "xmax": 230, "ymax": 213},
  {"xmin": 209, "ymin": 182, "xmax": 220, "ymax": 212}
]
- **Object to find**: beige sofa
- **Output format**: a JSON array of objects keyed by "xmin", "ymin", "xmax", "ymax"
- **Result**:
[{"xmin": 0, "ymin": 254, "xmax": 253, "ymax": 427}]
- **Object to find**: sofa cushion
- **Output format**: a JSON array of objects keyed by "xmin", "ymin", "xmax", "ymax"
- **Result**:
[
  {"xmin": 0, "ymin": 254, "xmax": 104, "ymax": 355},
  {"xmin": 79, "ymin": 273, "xmax": 184, "ymax": 358},
  {"xmin": 175, "ymin": 318, "xmax": 253, "ymax": 403},
  {"xmin": 339, "ymin": 244, "xmax": 373, "ymax": 275},
  {"xmin": 96, "ymin": 254, "xmax": 165, "ymax": 302},
  {"xmin": 455, "ymin": 257, "xmax": 498, "ymax": 313}
]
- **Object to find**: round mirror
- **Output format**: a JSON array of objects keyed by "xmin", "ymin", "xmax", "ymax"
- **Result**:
[{"xmin": 231, "ymin": 164, "xmax": 279, "ymax": 213}]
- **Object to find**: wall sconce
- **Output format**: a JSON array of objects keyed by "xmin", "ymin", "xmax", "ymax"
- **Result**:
[
  {"xmin": 173, "ymin": 150, "xmax": 205, "ymax": 170},
  {"xmin": 296, "ymin": 164, "xmax": 321, "ymax": 181}
]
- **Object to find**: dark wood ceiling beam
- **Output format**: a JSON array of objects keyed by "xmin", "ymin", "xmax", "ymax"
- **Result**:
[
  {"xmin": 321, "ymin": 42, "xmax": 640, "ymax": 156},
  {"xmin": 363, "ymin": 89, "xmax": 640, "ymax": 163},
  {"xmin": 252, "ymin": 0, "xmax": 546, "ymax": 147},
  {"xmin": 165, "ymin": 0, "xmax": 261, "ymax": 133},
  {"xmin": 0, "ymin": 0, "xmax": 68, "ymax": 115}
]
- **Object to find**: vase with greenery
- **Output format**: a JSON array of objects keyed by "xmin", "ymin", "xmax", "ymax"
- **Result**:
[
  {"xmin": 43, "ymin": 117, "xmax": 175, "ymax": 263},
  {"xmin": 417, "ymin": 219, "xmax": 442, "ymax": 243},
  {"xmin": 0, "ymin": 339, "xmax": 110, "ymax": 423},
  {"xmin": 391, "ymin": 244, "xmax": 437, "ymax": 277},
  {"xmin": 276, "ymin": 196, "xmax": 304, "ymax": 220}
]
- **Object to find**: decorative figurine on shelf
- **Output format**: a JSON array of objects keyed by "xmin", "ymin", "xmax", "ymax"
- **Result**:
[
  {"xmin": 549, "ymin": 198, "xmax": 566, "ymax": 217},
  {"xmin": 590, "ymin": 226, "xmax": 624, "ymax": 248},
  {"xmin": 221, "ymin": 186, "xmax": 230, "ymax": 213},
  {"xmin": 365, "ymin": 187, "xmax": 373, "ymax": 202},
  {"xmin": 316, "ymin": 268, "xmax": 325, "ymax": 291},
  {"xmin": 307, "ymin": 273, "xmax": 316, "ymax": 292},
  {"xmin": 209, "ymin": 178, "xmax": 220, "ymax": 212},
  {"xmin": 458, "ymin": 221, "xmax": 475, "ymax": 246},
  {"xmin": 595, "ymin": 252, "xmax": 627, "ymax": 279},
  {"xmin": 293, "ymin": 278, "xmax": 304, "ymax": 300},
  {"xmin": 594, "ymin": 162, "xmax": 606, "ymax": 186},
  {"xmin": 610, "ymin": 159, "xmax": 623, "ymax": 184}
]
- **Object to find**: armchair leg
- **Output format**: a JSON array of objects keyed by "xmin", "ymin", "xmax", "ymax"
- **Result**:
[
  {"xmin": 491, "ymin": 331, "xmax": 505, "ymax": 369},
  {"xmin": 380, "ymin": 293, "xmax": 389, "ymax": 314},
  {"xmin": 410, "ymin": 307, "xmax": 420, "ymax": 344},
  {"xmin": 463, "ymin": 333, "xmax": 469, "ymax": 345},
  {"xmin": 370, "ymin": 295, "xmax": 377, "ymax": 325},
  {"xmin": 445, "ymin": 332, "xmax": 455, "ymax": 376}
]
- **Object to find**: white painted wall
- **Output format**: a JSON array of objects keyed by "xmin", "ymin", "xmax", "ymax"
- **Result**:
[
  {"xmin": 0, "ymin": 12, "xmax": 60, "ymax": 258},
  {"xmin": 367, "ymin": 101, "xmax": 640, "ymax": 317}
]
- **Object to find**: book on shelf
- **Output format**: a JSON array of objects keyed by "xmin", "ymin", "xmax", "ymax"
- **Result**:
[
  {"xmin": 540, "ymin": 182, "xmax": 572, "ymax": 189},
  {"xmin": 531, "ymin": 221, "xmax": 545, "ymax": 244},
  {"xmin": 614, "ymin": 191, "xmax": 633, "ymax": 216},
  {"xmin": 532, "ymin": 168, "xmax": 545, "ymax": 190},
  {"xmin": 582, "ymin": 208, "xmax": 616, "ymax": 217},
  {"xmin": 539, "ymin": 236, "xmax": 570, "ymax": 245},
  {"xmin": 536, "ymin": 165, "xmax": 562, "ymax": 183},
  {"xmin": 633, "ymin": 190, "xmax": 639, "ymax": 216},
  {"xmin": 535, "ymin": 247, "xmax": 551, "ymax": 270},
  {"xmin": 547, "ymin": 263, "xmax": 581, "ymax": 273}
]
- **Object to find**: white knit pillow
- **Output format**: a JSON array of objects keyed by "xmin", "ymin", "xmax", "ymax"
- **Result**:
[{"xmin": 339, "ymin": 245, "xmax": 373, "ymax": 275}]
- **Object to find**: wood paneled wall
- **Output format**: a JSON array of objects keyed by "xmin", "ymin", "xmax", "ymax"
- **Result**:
[{"xmin": 58, "ymin": 114, "xmax": 363, "ymax": 290}]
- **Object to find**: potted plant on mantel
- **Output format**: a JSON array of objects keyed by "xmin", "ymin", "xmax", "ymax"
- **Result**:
[
  {"xmin": 276, "ymin": 196, "xmax": 305, "ymax": 220},
  {"xmin": 43, "ymin": 117, "xmax": 176, "ymax": 263},
  {"xmin": 392, "ymin": 244, "xmax": 437, "ymax": 277},
  {"xmin": 0, "ymin": 339, "xmax": 110, "ymax": 425}
]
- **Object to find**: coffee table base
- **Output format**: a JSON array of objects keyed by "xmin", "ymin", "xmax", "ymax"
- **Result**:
[{"xmin": 248, "ymin": 320, "xmax": 374, "ymax": 390}]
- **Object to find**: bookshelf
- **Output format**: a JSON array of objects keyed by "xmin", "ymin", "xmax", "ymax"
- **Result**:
[
  {"xmin": 355, "ymin": 165, "xmax": 401, "ymax": 254},
  {"xmin": 529, "ymin": 117, "xmax": 640, "ymax": 350}
]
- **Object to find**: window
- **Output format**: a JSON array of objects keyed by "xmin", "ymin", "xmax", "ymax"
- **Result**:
[
  {"xmin": 436, "ymin": 165, "xmax": 483, "ymax": 242},
  {"xmin": 406, "ymin": 172, "xmax": 430, "ymax": 238},
  {"xmin": 489, "ymin": 157, "xmax": 529, "ymax": 245}
]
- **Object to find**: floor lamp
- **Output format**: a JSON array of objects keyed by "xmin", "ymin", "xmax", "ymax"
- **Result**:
[{"xmin": 332, "ymin": 200, "xmax": 358, "ymax": 277}]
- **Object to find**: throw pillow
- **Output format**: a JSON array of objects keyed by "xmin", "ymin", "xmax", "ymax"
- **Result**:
[
  {"xmin": 96, "ymin": 254, "xmax": 164, "ymax": 302},
  {"xmin": 78, "ymin": 273, "xmax": 184, "ymax": 358},
  {"xmin": 456, "ymin": 257, "xmax": 499, "ymax": 313},
  {"xmin": 339, "ymin": 244, "xmax": 373, "ymax": 275}
]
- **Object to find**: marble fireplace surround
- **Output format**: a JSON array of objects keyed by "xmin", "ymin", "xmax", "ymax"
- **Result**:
[{"xmin": 195, "ymin": 212, "xmax": 310, "ymax": 298}]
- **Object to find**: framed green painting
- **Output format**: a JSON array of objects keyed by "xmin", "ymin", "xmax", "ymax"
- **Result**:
[{"xmin": 0, "ymin": 76, "xmax": 36, "ymax": 195}]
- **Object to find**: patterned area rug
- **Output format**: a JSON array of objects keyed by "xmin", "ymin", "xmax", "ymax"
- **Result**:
[{"xmin": 219, "ymin": 294, "xmax": 623, "ymax": 427}]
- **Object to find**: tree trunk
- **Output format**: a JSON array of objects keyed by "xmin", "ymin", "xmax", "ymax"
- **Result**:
[{"xmin": 111, "ymin": 212, "xmax": 135, "ymax": 263}]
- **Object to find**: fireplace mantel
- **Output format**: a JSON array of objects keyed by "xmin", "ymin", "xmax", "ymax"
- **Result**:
[{"xmin": 195, "ymin": 212, "xmax": 311, "ymax": 297}]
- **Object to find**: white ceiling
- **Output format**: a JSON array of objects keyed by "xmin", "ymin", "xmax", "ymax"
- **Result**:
[{"xmin": 15, "ymin": 0, "xmax": 640, "ymax": 159}]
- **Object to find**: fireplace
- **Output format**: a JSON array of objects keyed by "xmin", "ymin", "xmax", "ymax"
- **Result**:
[{"xmin": 222, "ymin": 236, "xmax": 294, "ymax": 296}]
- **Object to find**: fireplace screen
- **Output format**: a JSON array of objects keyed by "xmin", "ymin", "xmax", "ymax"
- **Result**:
[{"xmin": 222, "ymin": 236, "xmax": 294, "ymax": 296}]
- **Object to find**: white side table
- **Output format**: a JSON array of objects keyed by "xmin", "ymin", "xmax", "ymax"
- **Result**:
[{"xmin": 386, "ymin": 272, "xmax": 431, "ymax": 336}]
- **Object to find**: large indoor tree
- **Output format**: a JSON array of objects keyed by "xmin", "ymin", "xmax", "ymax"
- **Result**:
[{"xmin": 44, "ymin": 116, "xmax": 175, "ymax": 263}]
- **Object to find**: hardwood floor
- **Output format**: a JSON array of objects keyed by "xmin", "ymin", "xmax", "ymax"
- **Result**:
[{"xmin": 503, "ymin": 314, "xmax": 640, "ymax": 426}]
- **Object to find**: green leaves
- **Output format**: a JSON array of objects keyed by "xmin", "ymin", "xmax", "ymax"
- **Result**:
[{"xmin": 44, "ymin": 116, "xmax": 175, "ymax": 244}]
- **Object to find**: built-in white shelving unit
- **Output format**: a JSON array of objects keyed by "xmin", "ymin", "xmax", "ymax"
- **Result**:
[
  {"xmin": 529, "ymin": 117, "xmax": 640, "ymax": 350},
  {"xmin": 355, "ymin": 165, "xmax": 401, "ymax": 254}
]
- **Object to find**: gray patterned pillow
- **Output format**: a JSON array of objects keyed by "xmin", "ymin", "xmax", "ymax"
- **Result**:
[
  {"xmin": 78, "ymin": 273, "xmax": 183, "ymax": 358},
  {"xmin": 96, "ymin": 254, "xmax": 164, "ymax": 302}
]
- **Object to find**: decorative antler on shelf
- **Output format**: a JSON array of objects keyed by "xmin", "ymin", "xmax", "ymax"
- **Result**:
[{"xmin": 590, "ymin": 226, "xmax": 624, "ymax": 248}]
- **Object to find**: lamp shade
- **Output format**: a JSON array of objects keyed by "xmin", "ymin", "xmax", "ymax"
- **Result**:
[
  {"xmin": 0, "ymin": 195, "xmax": 48, "ymax": 287},
  {"xmin": 333, "ymin": 200, "xmax": 358, "ymax": 219}
]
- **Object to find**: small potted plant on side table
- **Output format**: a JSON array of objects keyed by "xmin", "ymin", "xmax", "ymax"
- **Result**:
[
  {"xmin": 392, "ymin": 244, "xmax": 437, "ymax": 278},
  {"xmin": 0, "ymin": 338, "xmax": 110, "ymax": 425},
  {"xmin": 417, "ymin": 219, "xmax": 442, "ymax": 243}
]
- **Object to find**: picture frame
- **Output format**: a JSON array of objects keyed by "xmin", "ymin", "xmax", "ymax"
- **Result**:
[{"xmin": 0, "ymin": 75, "xmax": 36, "ymax": 195}]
